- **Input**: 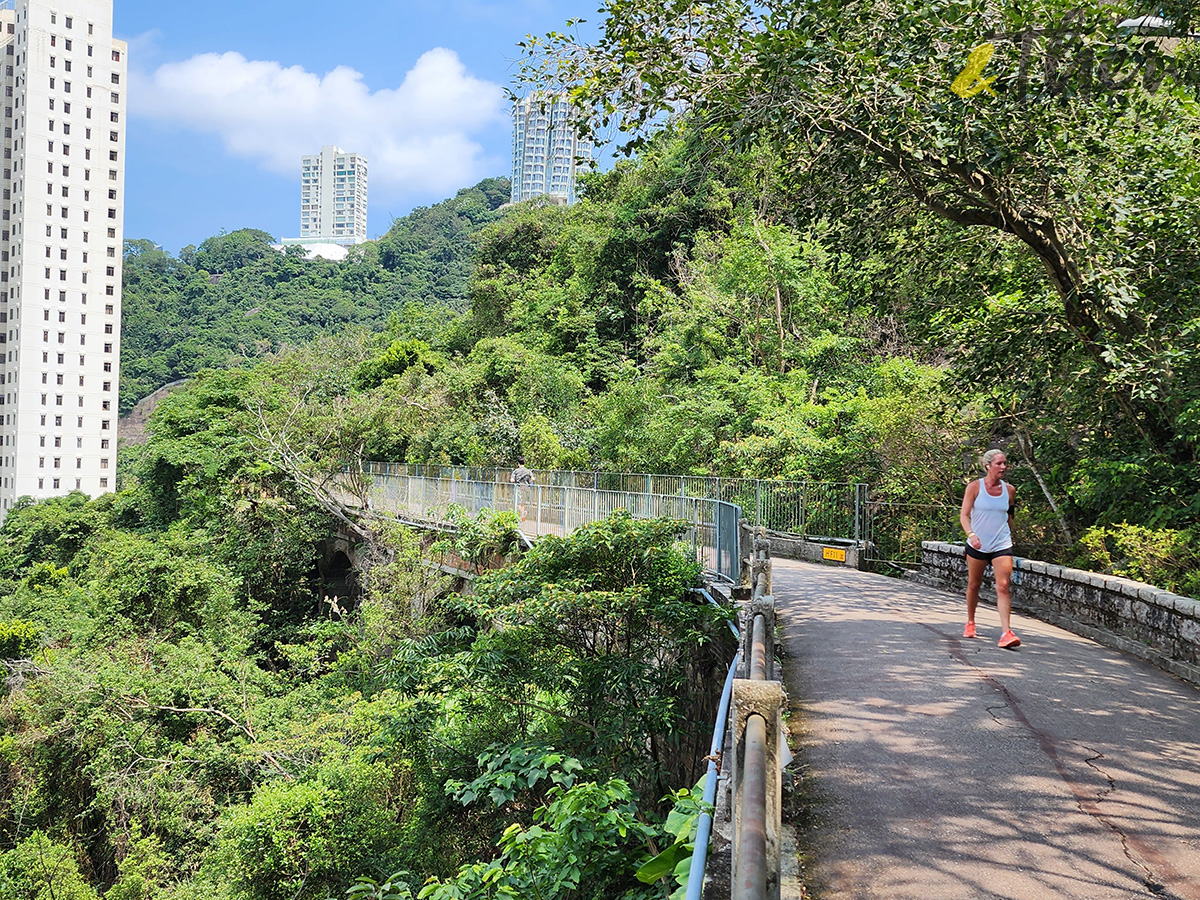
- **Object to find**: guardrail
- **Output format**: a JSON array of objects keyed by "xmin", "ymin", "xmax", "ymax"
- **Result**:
[
  {"xmin": 370, "ymin": 463, "xmax": 863, "ymax": 540},
  {"xmin": 729, "ymin": 529, "xmax": 786, "ymax": 899},
  {"xmin": 362, "ymin": 464, "xmax": 742, "ymax": 582},
  {"xmin": 690, "ymin": 590, "xmax": 742, "ymax": 900},
  {"xmin": 368, "ymin": 463, "xmax": 952, "ymax": 569}
]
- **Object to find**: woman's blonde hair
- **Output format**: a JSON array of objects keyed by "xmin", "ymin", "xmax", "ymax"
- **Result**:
[{"xmin": 981, "ymin": 448, "xmax": 1007, "ymax": 471}]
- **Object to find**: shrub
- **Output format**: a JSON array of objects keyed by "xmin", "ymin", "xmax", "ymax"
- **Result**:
[
  {"xmin": 1075, "ymin": 524, "xmax": 1200, "ymax": 597},
  {"xmin": 0, "ymin": 619, "xmax": 41, "ymax": 659},
  {"xmin": 0, "ymin": 831, "xmax": 97, "ymax": 900}
]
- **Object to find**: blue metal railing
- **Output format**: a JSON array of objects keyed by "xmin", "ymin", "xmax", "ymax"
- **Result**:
[
  {"xmin": 689, "ymin": 648, "xmax": 741, "ymax": 900},
  {"xmin": 689, "ymin": 588, "xmax": 742, "ymax": 900}
]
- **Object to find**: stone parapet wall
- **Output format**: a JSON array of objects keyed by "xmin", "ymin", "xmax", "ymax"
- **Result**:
[{"xmin": 912, "ymin": 541, "xmax": 1200, "ymax": 685}]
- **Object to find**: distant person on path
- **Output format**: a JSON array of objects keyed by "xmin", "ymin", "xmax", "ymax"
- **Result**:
[
  {"xmin": 511, "ymin": 458, "xmax": 534, "ymax": 521},
  {"xmin": 959, "ymin": 449, "xmax": 1020, "ymax": 648},
  {"xmin": 511, "ymin": 459, "xmax": 534, "ymax": 486}
]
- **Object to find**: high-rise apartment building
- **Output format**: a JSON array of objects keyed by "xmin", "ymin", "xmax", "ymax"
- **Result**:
[
  {"xmin": 0, "ymin": 0, "xmax": 126, "ymax": 515},
  {"xmin": 510, "ymin": 93, "xmax": 592, "ymax": 205},
  {"xmin": 299, "ymin": 146, "xmax": 367, "ymax": 246}
]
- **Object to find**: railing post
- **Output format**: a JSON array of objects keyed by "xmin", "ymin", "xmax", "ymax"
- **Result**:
[
  {"xmin": 756, "ymin": 480, "xmax": 762, "ymax": 527},
  {"xmin": 855, "ymin": 483, "xmax": 863, "ymax": 545}
]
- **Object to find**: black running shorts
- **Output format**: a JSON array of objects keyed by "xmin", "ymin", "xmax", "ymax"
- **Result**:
[{"xmin": 965, "ymin": 545, "xmax": 1014, "ymax": 563}]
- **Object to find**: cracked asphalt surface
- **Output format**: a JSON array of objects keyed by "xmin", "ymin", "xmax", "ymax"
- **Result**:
[{"xmin": 773, "ymin": 559, "xmax": 1200, "ymax": 900}]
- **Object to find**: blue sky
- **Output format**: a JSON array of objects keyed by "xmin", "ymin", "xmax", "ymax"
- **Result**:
[{"xmin": 116, "ymin": 0, "xmax": 599, "ymax": 253}]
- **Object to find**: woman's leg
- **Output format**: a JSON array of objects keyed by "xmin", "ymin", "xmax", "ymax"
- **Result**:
[
  {"xmin": 992, "ymin": 554, "xmax": 1015, "ymax": 633},
  {"xmin": 965, "ymin": 553, "xmax": 987, "ymax": 626}
]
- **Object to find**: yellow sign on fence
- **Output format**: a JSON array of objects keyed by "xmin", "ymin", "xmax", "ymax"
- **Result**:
[{"xmin": 823, "ymin": 547, "xmax": 847, "ymax": 562}]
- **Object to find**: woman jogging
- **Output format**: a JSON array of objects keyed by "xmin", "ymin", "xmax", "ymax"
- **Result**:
[{"xmin": 959, "ymin": 449, "xmax": 1020, "ymax": 648}]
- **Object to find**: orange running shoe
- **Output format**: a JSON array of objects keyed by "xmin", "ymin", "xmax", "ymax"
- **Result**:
[
  {"xmin": 963, "ymin": 622, "xmax": 977, "ymax": 638},
  {"xmin": 998, "ymin": 630, "xmax": 1021, "ymax": 649}
]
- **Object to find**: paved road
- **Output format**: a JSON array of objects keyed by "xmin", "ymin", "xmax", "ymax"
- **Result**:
[{"xmin": 773, "ymin": 559, "xmax": 1200, "ymax": 900}]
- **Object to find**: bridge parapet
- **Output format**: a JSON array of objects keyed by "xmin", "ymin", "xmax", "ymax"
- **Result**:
[{"xmin": 915, "ymin": 541, "xmax": 1200, "ymax": 685}]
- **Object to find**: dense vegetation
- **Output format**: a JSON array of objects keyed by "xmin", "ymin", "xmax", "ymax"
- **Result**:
[
  {"xmin": 0, "ymin": 356, "xmax": 729, "ymax": 898},
  {"xmin": 119, "ymin": 178, "xmax": 511, "ymax": 413}
]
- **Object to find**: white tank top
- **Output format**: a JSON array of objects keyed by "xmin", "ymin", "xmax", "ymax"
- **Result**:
[{"xmin": 971, "ymin": 478, "xmax": 1012, "ymax": 553}]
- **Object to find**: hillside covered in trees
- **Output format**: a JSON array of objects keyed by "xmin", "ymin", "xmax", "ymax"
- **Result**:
[
  {"xmin": 1, "ymin": 1, "xmax": 1197, "ymax": 896},
  {"xmin": 119, "ymin": 177, "xmax": 511, "ymax": 413}
]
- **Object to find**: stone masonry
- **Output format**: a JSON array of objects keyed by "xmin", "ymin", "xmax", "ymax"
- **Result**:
[{"xmin": 911, "ymin": 541, "xmax": 1200, "ymax": 686}]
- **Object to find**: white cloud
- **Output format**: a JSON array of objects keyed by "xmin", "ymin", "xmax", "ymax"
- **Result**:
[{"xmin": 130, "ymin": 48, "xmax": 507, "ymax": 197}]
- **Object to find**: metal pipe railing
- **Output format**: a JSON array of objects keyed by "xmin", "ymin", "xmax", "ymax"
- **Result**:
[
  {"xmin": 735, "ymin": 713, "xmax": 770, "ymax": 900},
  {"xmin": 699, "ymin": 588, "xmax": 740, "ymax": 641},
  {"xmin": 749, "ymin": 614, "xmax": 769, "ymax": 681}
]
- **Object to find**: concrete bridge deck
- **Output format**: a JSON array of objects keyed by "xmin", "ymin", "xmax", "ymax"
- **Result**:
[{"xmin": 774, "ymin": 559, "xmax": 1200, "ymax": 900}]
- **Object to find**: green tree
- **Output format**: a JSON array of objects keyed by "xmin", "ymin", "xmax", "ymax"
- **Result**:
[
  {"xmin": 521, "ymin": 0, "xmax": 1200, "ymax": 461},
  {"xmin": 0, "ymin": 832, "xmax": 97, "ymax": 900}
]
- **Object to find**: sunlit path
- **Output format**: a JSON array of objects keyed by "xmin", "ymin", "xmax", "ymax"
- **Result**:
[{"xmin": 774, "ymin": 559, "xmax": 1200, "ymax": 900}]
